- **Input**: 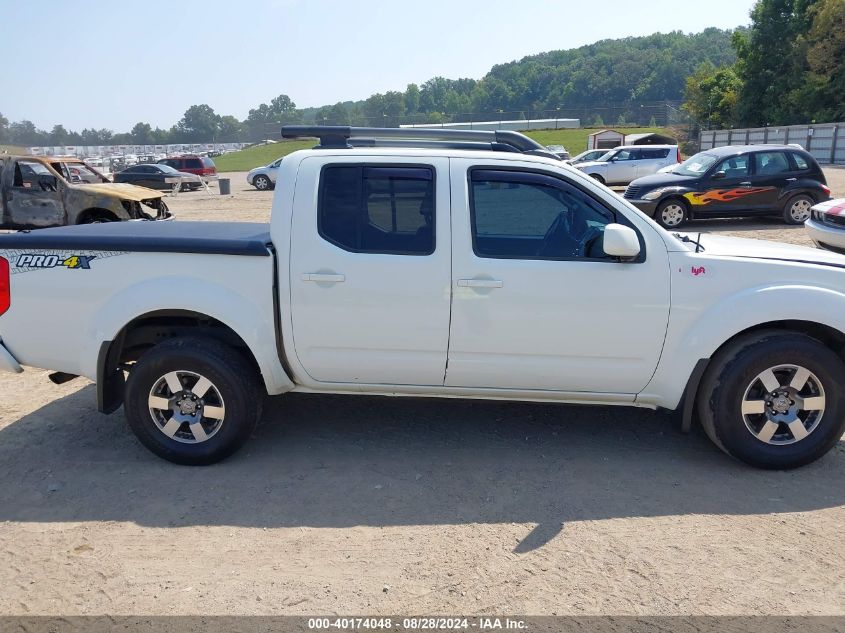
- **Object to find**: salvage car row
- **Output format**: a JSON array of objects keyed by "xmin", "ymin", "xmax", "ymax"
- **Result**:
[{"xmin": 0, "ymin": 153, "xmax": 222, "ymax": 228}]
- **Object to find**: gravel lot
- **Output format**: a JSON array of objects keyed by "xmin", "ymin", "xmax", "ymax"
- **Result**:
[{"xmin": 1, "ymin": 167, "xmax": 844, "ymax": 617}]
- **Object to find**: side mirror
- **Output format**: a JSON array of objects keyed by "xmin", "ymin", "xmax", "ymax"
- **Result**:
[
  {"xmin": 603, "ymin": 223, "xmax": 641, "ymax": 260},
  {"xmin": 711, "ymin": 170, "xmax": 726, "ymax": 180}
]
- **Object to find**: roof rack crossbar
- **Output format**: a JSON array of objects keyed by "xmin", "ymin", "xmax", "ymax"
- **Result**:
[{"xmin": 280, "ymin": 125, "xmax": 558, "ymax": 158}]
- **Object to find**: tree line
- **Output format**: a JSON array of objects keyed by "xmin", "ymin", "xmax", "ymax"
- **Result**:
[
  {"xmin": 1, "ymin": 28, "xmax": 737, "ymax": 147},
  {"xmin": 683, "ymin": 0, "xmax": 844, "ymax": 129}
]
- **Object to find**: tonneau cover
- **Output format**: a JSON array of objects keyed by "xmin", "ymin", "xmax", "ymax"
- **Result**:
[{"xmin": 0, "ymin": 221, "xmax": 272, "ymax": 257}]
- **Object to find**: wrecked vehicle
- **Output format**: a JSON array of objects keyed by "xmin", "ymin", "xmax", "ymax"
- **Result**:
[{"xmin": 0, "ymin": 155, "xmax": 172, "ymax": 229}]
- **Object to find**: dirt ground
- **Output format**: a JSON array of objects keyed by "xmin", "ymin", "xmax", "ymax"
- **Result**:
[{"xmin": 1, "ymin": 167, "xmax": 845, "ymax": 617}]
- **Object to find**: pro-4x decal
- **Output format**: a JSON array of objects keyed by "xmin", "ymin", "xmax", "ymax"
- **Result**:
[
  {"xmin": 16, "ymin": 254, "xmax": 96, "ymax": 269},
  {"xmin": 0, "ymin": 250, "xmax": 129, "ymax": 275}
]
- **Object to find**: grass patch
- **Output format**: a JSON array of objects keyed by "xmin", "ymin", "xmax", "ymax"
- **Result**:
[
  {"xmin": 0, "ymin": 144, "xmax": 27, "ymax": 155},
  {"xmin": 212, "ymin": 140, "xmax": 314, "ymax": 172},
  {"xmin": 524, "ymin": 127, "xmax": 670, "ymax": 153},
  {"xmin": 212, "ymin": 127, "xmax": 676, "ymax": 172}
]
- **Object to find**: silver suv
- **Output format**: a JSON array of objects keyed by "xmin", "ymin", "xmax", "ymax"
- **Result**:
[{"xmin": 574, "ymin": 145, "xmax": 680, "ymax": 186}]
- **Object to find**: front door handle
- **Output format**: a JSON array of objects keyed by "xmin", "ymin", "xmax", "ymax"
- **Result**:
[
  {"xmin": 786, "ymin": 177, "xmax": 797, "ymax": 182},
  {"xmin": 457, "ymin": 278, "xmax": 503, "ymax": 288},
  {"xmin": 739, "ymin": 181, "xmax": 752, "ymax": 186},
  {"xmin": 302, "ymin": 273, "xmax": 345, "ymax": 283}
]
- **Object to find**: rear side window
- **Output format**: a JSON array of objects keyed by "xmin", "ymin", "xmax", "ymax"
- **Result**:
[
  {"xmin": 790, "ymin": 152, "xmax": 810, "ymax": 171},
  {"xmin": 755, "ymin": 152, "xmax": 790, "ymax": 175},
  {"xmin": 640, "ymin": 148, "xmax": 670, "ymax": 159},
  {"xmin": 187, "ymin": 158, "xmax": 203, "ymax": 169},
  {"xmin": 319, "ymin": 165, "xmax": 435, "ymax": 255}
]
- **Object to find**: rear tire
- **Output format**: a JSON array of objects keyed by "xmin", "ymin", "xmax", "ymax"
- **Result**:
[
  {"xmin": 783, "ymin": 194, "xmax": 814, "ymax": 225},
  {"xmin": 698, "ymin": 330, "xmax": 845, "ymax": 469},
  {"xmin": 124, "ymin": 337, "xmax": 263, "ymax": 465}
]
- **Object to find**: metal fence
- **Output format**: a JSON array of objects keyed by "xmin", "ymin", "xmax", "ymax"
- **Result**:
[{"xmin": 700, "ymin": 122, "xmax": 845, "ymax": 165}]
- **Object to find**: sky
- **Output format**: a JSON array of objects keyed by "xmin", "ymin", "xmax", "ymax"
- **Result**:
[{"xmin": 1, "ymin": 0, "xmax": 756, "ymax": 132}]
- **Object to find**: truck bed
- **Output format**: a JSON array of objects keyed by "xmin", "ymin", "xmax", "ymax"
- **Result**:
[{"xmin": 0, "ymin": 221, "xmax": 271, "ymax": 257}]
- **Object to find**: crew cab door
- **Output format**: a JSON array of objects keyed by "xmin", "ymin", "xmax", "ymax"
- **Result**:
[
  {"xmin": 289, "ymin": 156, "xmax": 451, "ymax": 385},
  {"xmin": 446, "ymin": 159, "xmax": 670, "ymax": 394},
  {"xmin": 1, "ymin": 159, "xmax": 65, "ymax": 229}
]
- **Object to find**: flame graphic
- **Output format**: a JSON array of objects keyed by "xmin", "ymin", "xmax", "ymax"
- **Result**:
[{"xmin": 684, "ymin": 187, "xmax": 774, "ymax": 205}]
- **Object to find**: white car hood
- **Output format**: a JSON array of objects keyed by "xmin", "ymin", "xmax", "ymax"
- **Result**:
[{"xmin": 675, "ymin": 232, "xmax": 845, "ymax": 268}]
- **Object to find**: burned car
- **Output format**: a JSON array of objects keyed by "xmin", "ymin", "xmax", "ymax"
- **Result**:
[{"xmin": 0, "ymin": 156, "xmax": 172, "ymax": 229}]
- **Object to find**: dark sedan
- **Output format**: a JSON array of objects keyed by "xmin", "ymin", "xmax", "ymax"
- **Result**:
[{"xmin": 114, "ymin": 164, "xmax": 203, "ymax": 191}]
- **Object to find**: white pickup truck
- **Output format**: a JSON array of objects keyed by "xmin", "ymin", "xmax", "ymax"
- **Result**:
[{"xmin": 0, "ymin": 126, "xmax": 843, "ymax": 469}]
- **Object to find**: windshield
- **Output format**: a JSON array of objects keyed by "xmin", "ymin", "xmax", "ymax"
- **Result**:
[
  {"xmin": 59, "ymin": 161, "xmax": 110, "ymax": 183},
  {"xmin": 596, "ymin": 150, "xmax": 616, "ymax": 162},
  {"xmin": 158, "ymin": 164, "xmax": 180, "ymax": 174},
  {"xmin": 674, "ymin": 152, "xmax": 718, "ymax": 177}
]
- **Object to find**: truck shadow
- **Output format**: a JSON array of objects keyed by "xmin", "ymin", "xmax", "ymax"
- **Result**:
[{"xmin": 1, "ymin": 386, "xmax": 843, "ymax": 552}]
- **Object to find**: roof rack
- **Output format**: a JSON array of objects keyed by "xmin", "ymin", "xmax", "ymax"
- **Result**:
[{"xmin": 280, "ymin": 125, "xmax": 561, "ymax": 160}]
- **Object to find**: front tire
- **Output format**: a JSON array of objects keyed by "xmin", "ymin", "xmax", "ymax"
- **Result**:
[
  {"xmin": 783, "ymin": 194, "xmax": 814, "ymax": 225},
  {"xmin": 124, "ymin": 337, "xmax": 263, "ymax": 465},
  {"xmin": 588, "ymin": 174, "xmax": 605, "ymax": 185},
  {"xmin": 253, "ymin": 175, "xmax": 272, "ymax": 191},
  {"xmin": 698, "ymin": 331, "xmax": 845, "ymax": 469},
  {"xmin": 655, "ymin": 198, "xmax": 688, "ymax": 229}
]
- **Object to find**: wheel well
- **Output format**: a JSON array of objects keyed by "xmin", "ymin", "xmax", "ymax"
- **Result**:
[
  {"xmin": 77, "ymin": 208, "xmax": 118, "ymax": 224},
  {"xmin": 722, "ymin": 321, "xmax": 845, "ymax": 359},
  {"xmin": 679, "ymin": 319, "xmax": 845, "ymax": 429},
  {"xmin": 659, "ymin": 196, "xmax": 690, "ymax": 212},
  {"xmin": 588, "ymin": 173, "xmax": 605, "ymax": 184},
  {"xmin": 97, "ymin": 310, "xmax": 262, "ymax": 413}
]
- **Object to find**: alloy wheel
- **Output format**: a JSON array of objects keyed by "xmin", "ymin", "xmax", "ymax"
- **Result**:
[
  {"xmin": 740, "ymin": 363, "xmax": 825, "ymax": 445},
  {"xmin": 148, "ymin": 370, "xmax": 226, "ymax": 444},
  {"xmin": 789, "ymin": 198, "xmax": 812, "ymax": 222}
]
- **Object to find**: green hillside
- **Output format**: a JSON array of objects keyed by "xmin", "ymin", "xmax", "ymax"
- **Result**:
[
  {"xmin": 213, "ymin": 140, "xmax": 313, "ymax": 172},
  {"xmin": 213, "ymin": 127, "xmax": 673, "ymax": 172}
]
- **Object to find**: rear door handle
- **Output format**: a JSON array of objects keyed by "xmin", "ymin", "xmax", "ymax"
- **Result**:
[
  {"xmin": 301, "ymin": 273, "xmax": 345, "ymax": 283},
  {"xmin": 786, "ymin": 177, "xmax": 797, "ymax": 182},
  {"xmin": 739, "ymin": 181, "xmax": 752, "ymax": 186},
  {"xmin": 457, "ymin": 279, "xmax": 503, "ymax": 288}
]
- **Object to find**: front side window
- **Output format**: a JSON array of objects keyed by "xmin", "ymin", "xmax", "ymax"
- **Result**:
[
  {"xmin": 714, "ymin": 155, "xmax": 750, "ymax": 178},
  {"xmin": 470, "ymin": 170, "xmax": 614, "ymax": 260},
  {"xmin": 13, "ymin": 161, "xmax": 50, "ymax": 188},
  {"xmin": 755, "ymin": 151, "xmax": 790, "ymax": 175},
  {"xmin": 319, "ymin": 165, "xmax": 435, "ymax": 255}
]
